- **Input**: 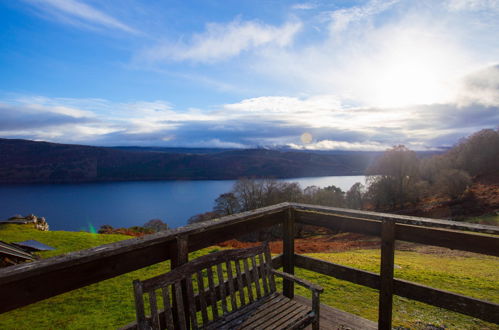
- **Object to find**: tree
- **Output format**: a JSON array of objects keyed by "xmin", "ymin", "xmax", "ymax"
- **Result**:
[
  {"xmin": 435, "ymin": 169, "xmax": 471, "ymax": 199},
  {"xmin": 187, "ymin": 211, "xmax": 219, "ymax": 224},
  {"xmin": 366, "ymin": 145, "xmax": 421, "ymax": 209},
  {"xmin": 98, "ymin": 224, "xmax": 113, "ymax": 234},
  {"xmin": 346, "ymin": 182, "xmax": 364, "ymax": 209},
  {"xmin": 214, "ymin": 193, "xmax": 240, "ymax": 216},
  {"xmin": 448, "ymin": 129, "xmax": 499, "ymax": 176},
  {"xmin": 143, "ymin": 219, "xmax": 168, "ymax": 232}
]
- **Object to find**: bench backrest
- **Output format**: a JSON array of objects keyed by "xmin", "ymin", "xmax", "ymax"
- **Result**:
[{"xmin": 133, "ymin": 243, "xmax": 276, "ymax": 329}]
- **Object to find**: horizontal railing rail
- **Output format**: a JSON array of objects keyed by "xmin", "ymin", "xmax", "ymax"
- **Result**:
[
  {"xmin": 0, "ymin": 203, "xmax": 288, "ymax": 314},
  {"xmin": 0, "ymin": 202, "xmax": 498, "ymax": 329},
  {"xmin": 294, "ymin": 254, "xmax": 499, "ymax": 324}
]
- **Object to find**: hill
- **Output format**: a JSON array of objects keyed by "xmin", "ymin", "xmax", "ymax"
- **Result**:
[{"xmin": 0, "ymin": 139, "xmax": 378, "ymax": 184}]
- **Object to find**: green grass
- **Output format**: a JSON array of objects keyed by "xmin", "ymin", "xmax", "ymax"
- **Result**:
[
  {"xmin": 465, "ymin": 214, "xmax": 499, "ymax": 226},
  {"xmin": 1, "ymin": 225, "xmax": 498, "ymax": 329},
  {"xmin": 289, "ymin": 250, "xmax": 499, "ymax": 329}
]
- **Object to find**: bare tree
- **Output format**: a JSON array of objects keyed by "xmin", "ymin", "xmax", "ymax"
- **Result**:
[{"xmin": 366, "ymin": 145, "xmax": 421, "ymax": 209}]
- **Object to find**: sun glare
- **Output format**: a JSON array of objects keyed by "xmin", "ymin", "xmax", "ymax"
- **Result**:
[{"xmin": 351, "ymin": 28, "xmax": 467, "ymax": 108}]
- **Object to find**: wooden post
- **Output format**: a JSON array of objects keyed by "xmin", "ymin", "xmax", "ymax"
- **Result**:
[
  {"xmin": 283, "ymin": 207, "xmax": 295, "ymax": 298},
  {"xmin": 378, "ymin": 219, "xmax": 395, "ymax": 330},
  {"xmin": 172, "ymin": 235, "xmax": 189, "ymax": 328},
  {"xmin": 172, "ymin": 235, "xmax": 189, "ymax": 268}
]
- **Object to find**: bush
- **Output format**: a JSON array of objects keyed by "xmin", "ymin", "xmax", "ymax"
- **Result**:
[
  {"xmin": 143, "ymin": 219, "xmax": 168, "ymax": 232},
  {"xmin": 435, "ymin": 169, "xmax": 472, "ymax": 199}
]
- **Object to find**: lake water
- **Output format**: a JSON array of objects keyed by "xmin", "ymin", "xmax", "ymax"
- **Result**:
[{"xmin": 0, "ymin": 176, "xmax": 365, "ymax": 231}]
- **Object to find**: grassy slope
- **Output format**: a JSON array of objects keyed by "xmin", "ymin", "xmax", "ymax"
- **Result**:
[
  {"xmin": 292, "ymin": 250, "xmax": 499, "ymax": 329},
  {"xmin": 1, "ymin": 225, "xmax": 498, "ymax": 329}
]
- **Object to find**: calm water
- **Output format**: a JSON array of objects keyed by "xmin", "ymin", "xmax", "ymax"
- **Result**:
[{"xmin": 0, "ymin": 176, "xmax": 365, "ymax": 231}]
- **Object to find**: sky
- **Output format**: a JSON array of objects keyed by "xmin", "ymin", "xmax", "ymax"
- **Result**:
[{"xmin": 0, "ymin": 0, "xmax": 498, "ymax": 151}]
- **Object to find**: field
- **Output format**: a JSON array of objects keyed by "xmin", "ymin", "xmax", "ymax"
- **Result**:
[{"xmin": 0, "ymin": 224, "xmax": 498, "ymax": 329}]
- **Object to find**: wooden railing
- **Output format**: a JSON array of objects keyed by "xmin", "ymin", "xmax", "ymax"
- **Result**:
[{"xmin": 0, "ymin": 202, "xmax": 498, "ymax": 329}]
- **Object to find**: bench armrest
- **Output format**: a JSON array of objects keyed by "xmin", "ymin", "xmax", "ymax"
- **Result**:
[{"xmin": 270, "ymin": 269, "xmax": 324, "ymax": 293}]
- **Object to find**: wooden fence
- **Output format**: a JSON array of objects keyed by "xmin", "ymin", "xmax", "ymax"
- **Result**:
[{"xmin": 0, "ymin": 202, "xmax": 498, "ymax": 329}]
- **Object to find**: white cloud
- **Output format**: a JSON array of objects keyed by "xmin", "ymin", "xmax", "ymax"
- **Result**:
[
  {"xmin": 327, "ymin": 0, "xmax": 399, "ymax": 33},
  {"xmin": 446, "ymin": 0, "xmax": 499, "ymax": 11},
  {"xmin": 457, "ymin": 65, "xmax": 499, "ymax": 107},
  {"xmin": 247, "ymin": 1, "xmax": 499, "ymax": 109},
  {"xmin": 292, "ymin": 3, "xmax": 317, "ymax": 10},
  {"xmin": 24, "ymin": 0, "xmax": 137, "ymax": 34},
  {"xmin": 288, "ymin": 140, "xmax": 389, "ymax": 151},
  {"xmin": 142, "ymin": 19, "xmax": 302, "ymax": 63}
]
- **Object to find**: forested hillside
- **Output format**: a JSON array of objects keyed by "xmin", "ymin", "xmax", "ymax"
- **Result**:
[{"xmin": 0, "ymin": 139, "xmax": 377, "ymax": 183}]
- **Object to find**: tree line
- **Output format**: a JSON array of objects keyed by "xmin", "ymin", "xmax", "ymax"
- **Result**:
[{"xmin": 188, "ymin": 128, "xmax": 498, "ymax": 225}]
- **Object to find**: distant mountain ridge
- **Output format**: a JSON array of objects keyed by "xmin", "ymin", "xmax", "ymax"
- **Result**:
[{"xmin": 0, "ymin": 138, "xmax": 381, "ymax": 184}]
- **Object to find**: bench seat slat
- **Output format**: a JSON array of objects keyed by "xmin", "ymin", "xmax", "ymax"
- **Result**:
[
  {"xmin": 242, "ymin": 297, "xmax": 298, "ymax": 328},
  {"xmin": 205, "ymin": 292, "xmax": 280, "ymax": 330},
  {"xmin": 257, "ymin": 303, "xmax": 309, "ymax": 329}
]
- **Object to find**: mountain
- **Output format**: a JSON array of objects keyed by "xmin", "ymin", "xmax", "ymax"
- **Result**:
[{"xmin": 0, "ymin": 139, "xmax": 379, "ymax": 184}]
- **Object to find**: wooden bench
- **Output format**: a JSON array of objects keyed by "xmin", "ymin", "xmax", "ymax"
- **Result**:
[{"xmin": 132, "ymin": 243, "xmax": 323, "ymax": 329}]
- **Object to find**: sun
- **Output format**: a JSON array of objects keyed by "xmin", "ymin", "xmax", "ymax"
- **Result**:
[{"xmin": 351, "ymin": 28, "xmax": 466, "ymax": 108}]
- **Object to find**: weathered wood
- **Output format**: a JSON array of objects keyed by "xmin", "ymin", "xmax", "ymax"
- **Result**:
[
  {"xmin": 295, "ymin": 254, "xmax": 499, "ymax": 324},
  {"xmin": 171, "ymin": 235, "xmax": 189, "ymax": 327},
  {"xmin": 148, "ymin": 290, "xmax": 160, "ymax": 330},
  {"xmin": 224, "ymin": 261, "xmax": 237, "ymax": 311},
  {"xmin": 295, "ymin": 209, "xmax": 499, "ymax": 257},
  {"xmin": 172, "ymin": 236, "xmax": 189, "ymax": 268},
  {"xmin": 185, "ymin": 276, "xmax": 198, "ymax": 329},
  {"xmin": 0, "ymin": 204, "xmax": 288, "ymax": 314},
  {"xmin": 283, "ymin": 207, "xmax": 295, "ymax": 298},
  {"xmin": 234, "ymin": 259, "xmax": 246, "ymax": 306},
  {"xmin": 206, "ymin": 266, "xmax": 219, "ymax": 319},
  {"xmin": 174, "ymin": 282, "xmax": 187, "ymax": 330},
  {"xmin": 270, "ymin": 269, "xmax": 323, "ymax": 293},
  {"xmin": 132, "ymin": 280, "xmax": 147, "ymax": 330},
  {"xmin": 250, "ymin": 256, "xmax": 262, "ymax": 299},
  {"xmin": 263, "ymin": 243, "xmax": 277, "ymax": 292},
  {"xmin": 378, "ymin": 219, "xmax": 396, "ymax": 330},
  {"xmin": 195, "ymin": 271, "xmax": 209, "ymax": 323},
  {"xmin": 216, "ymin": 263, "xmax": 228, "ymax": 314},
  {"xmin": 242, "ymin": 258, "xmax": 254, "ymax": 303},
  {"xmin": 396, "ymin": 224, "xmax": 499, "ymax": 257},
  {"xmin": 131, "ymin": 243, "xmax": 320, "ymax": 330},
  {"xmin": 294, "ymin": 254, "xmax": 380, "ymax": 289},
  {"xmin": 312, "ymin": 290, "xmax": 320, "ymax": 330},
  {"xmin": 258, "ymin": 253, "xmax": 269, "ymax": 295},
  {"xmin": 160, "ymin": 287, "xmax": 174, "ymax": 329},
  {"xmin": 291, "ymin": 202, "xmax": 499, "ymax": 234},
  {"xmin": 296, "ymin": 210, "xmax": 381, "ymax": 236},
  {"xmin": 393, "ymin": 278, "xmax": 499, "ymax": 324},
  {"xmin": 293, "ymin": 295, "xmax": 378, "ymax": 330}
]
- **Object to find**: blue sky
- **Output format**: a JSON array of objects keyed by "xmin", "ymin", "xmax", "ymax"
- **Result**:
[{"xmin": 0, "ymin": 0, "xmax": 498, "ymax": 150}]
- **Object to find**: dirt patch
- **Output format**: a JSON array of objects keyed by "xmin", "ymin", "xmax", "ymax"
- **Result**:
[
  {"xmin": 218, "ymin": 233, "xmax": 485, "ymax": 256},
  {"xmin": 218, "ymin": 233, "xmax": 381, "ymax": 254}
]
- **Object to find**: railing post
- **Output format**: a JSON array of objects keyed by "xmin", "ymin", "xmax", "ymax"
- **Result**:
[
  {"xmin": 283, "ymin": 206, "xmax": 295, "ymax": 298},
  {"xmin": 172, "ymin": 235, "xmax": 189, "ymax": 328},
  {"xmin": 378, "ymin": 219, "xmax": 396, "ymax": 330}
]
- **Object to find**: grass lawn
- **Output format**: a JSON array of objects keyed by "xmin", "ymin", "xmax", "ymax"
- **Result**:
[
  {"xmin": 1, "ymin": 224, "xmax": 498, "ymax": 329},
  {"xmin": 465, "ymin": 214, "xmax": 499, "ymax": 226}
]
